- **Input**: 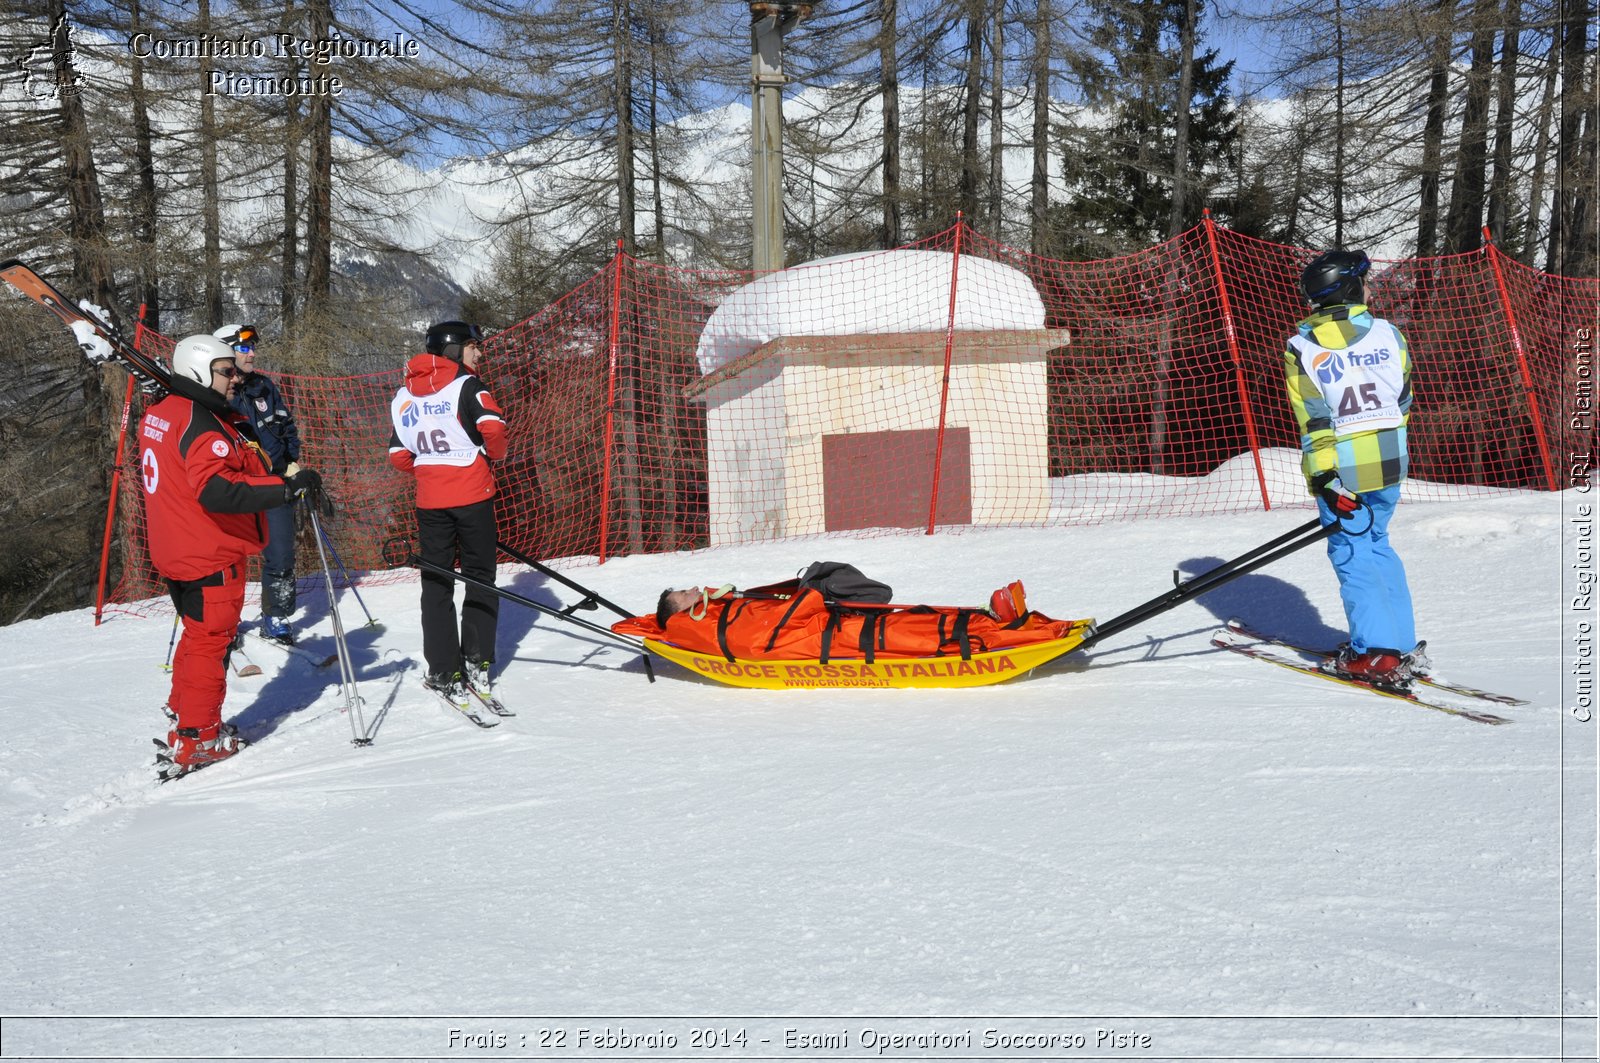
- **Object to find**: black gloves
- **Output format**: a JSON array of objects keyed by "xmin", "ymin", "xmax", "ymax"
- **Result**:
[
  {"xmin": 1309, "ymin": 470, "xmax": 1360, "ymax": 515},
  {"xmin": 284, "ymin": 467, "xmax": 334, "ymax": 517}
]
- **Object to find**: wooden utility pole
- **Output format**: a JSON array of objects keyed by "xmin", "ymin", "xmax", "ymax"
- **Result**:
[{"xmin": 749, "ymin": 3, "xmax": 810, "ymax": 271}]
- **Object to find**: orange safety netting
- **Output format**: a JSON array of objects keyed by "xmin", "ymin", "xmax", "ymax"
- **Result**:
[{"xmin": 99, "ymin": 219, "xmax": 1598, "ymax": 618}]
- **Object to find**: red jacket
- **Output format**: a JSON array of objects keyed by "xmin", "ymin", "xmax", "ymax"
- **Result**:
[
  {"xmin": 387, "ymin": 355, "xmax": 507, "ymax": 509},
  {"xmin": 139, "ymin": 382, "xmax": 288, "ymax": 582}
]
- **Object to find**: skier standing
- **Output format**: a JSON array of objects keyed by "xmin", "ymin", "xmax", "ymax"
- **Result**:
[
  {"xmin": 215, "ymin": 323, "xmax": 303, "ymax": 644},
  {"xmin": 140, "ymin": 334, "xmax": 324, "ymax": 776},
  {"xmin": 387, "ymin": 321, "xmax": 508, "ymax": 701},
  {"xmin": 1285, "ymin": 249, "xmax": 1422, "ymax": 682}
]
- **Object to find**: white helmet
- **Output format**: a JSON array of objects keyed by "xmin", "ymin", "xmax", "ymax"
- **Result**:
[
  {"xmin": 212, "ymin": 323, "xmax": 258, "ymax": 350},
  {"xmin": 172, "ymin": 334, "xmax": 236, "ymax": 385}
]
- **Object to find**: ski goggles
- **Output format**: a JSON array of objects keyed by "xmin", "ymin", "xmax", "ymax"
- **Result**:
[{"xmin": 222, "ymin": 325, "xmax": 259, "ymax": 352}]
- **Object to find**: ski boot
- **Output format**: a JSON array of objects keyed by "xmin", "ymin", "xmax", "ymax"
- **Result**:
[
  {"xmin": 260, "ymin": 615, "xmax": 294, "ymax": 645},
  {"xmin": 988, "ymin": 580, "xmax": 1027, "ymax": 623},
  {"xmin": 1322, "ymin": 645, "xmax": 1410, "ymax": 685},
  {"xmin": 465, "ymin": 659, "xmax": 495, "ymax": 698},
  {"xmin": 423, "ymin": 671, "xmax": 469, "ymax": 700},
  {"xmin": 155, "ymin": 722, "xmax": 245, "ymax": 781}
]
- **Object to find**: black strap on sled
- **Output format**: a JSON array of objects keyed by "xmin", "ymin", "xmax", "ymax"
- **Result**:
[
  {"xmin": 950, "ymin": 609, "xmax": 976, "ymax": 661},
  {"xmin": 716, "ymin": 598, "xmax": 751, "ymax": 663},
  {"xmin": 764, "ymin": 588, "xmax": 815, "ymax": 654},
  {"xmin": 856, "ymin": 610, "xmax": 885, "ymax": 664},
  {"xmin": 819, "ymin": 604, "xmax": 842, "ymax": 664}
]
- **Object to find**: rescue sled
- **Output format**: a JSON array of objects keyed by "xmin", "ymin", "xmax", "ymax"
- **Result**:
[
  {"xmin": 633, "ymin": 620, "xmax": 1096, "ymax": 690},
  {"xmin": 410, "ymin": 517, "xmax": 1351, "ymax": 692},
  {"xmin": 612, "ymin": 515, "xmax": 1351, "ymax": 690}
]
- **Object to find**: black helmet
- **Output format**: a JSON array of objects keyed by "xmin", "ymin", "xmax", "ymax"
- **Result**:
[
  {"xmin": 1300, "ymin": 249, "xmax": 1371, "ymax": 308},
  {"xmin": 424, "ymin": 320, "xmax": 484, "ymax": 361}
]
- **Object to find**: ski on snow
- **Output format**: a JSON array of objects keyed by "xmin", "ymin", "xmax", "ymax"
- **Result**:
[
  {"xmin": 1210, "ymin": 627, "xmax": 1512, "ymax": 725},
  {"xmin": 240, "ymin": 625, "xmax": 339, "ymax": 668},
  {"xmin": 1221, "ymin": 618, "xmax": 1527, "ymax": 705},
  {"xmin": 228, "ymin": 642, "xmax": 264, "ymax": 678},
  {"xmin": 426, "ymin": 682, "xmax": 499, "ymax": 729},
  {"xmin": 467, "ymin": 686, "xmax": 515, "ymax": 718}
]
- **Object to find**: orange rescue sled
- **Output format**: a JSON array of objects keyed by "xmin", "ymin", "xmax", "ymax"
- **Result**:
[{"xmin": 612, "ymin": 585, "xmax": 1094, "ymax": 690}]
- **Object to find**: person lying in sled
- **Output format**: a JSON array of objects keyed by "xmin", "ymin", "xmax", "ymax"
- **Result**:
[{"xmin": 612, "ymin": 561, "xmax": 1080, "ymax": 663}]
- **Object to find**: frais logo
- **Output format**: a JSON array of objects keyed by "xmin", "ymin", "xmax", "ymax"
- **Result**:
[
  {"xmin": 1311, "ymin": 350, "xmax": 1344, "ymax": 385},
  {"xmin": 1347, "ymin": 347, "xmax": 1392, "ymax": 367},
  {"xmin": 399, "ymin": 400, "xmax": 420, "ymax": 428},
  {"xmin": 421, "ymin": 399, "xmax": 452, "ymax": 415}
]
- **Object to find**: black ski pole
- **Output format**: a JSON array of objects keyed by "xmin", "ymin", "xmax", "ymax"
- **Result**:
[
  {"xmin": 162, "ymin": 613, "xmax": 179, "ymax": 671},
  {"xmin": 411, "ymin": 556, "xmax": 656, "ymax": 681},
  {"xmin": 314, "ymin": 519, "xmax": 381, "ymax": 629}
]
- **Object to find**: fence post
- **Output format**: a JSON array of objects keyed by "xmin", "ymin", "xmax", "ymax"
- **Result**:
[
  {"xmin": 1202, "ymin": 210, "xmax": 1272, "ymax": 511},
  {"xmin": 926, "ymin": 213, "xmax": 965, "ymax": 535},
  {"xmin": 599, "ymin": 241, "xmax": 624, "ymax": 563},
  {"xmin": 94, "ymin": 307, "xmax": 143, "ymax": 625},
  {"xmin": 1482, "ymin": 226, "xmax": 1559, "ymax": 491}
]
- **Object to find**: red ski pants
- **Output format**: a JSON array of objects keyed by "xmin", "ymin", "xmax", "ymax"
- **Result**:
[{"xmin": 165, "ymin": 563, "xmax": 245, "ymax": 730}]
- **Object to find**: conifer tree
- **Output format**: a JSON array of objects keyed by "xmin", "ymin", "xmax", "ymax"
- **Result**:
[{"xmin": 1059, "ymin": 0, "xmax": 1237, "ymax": 253}]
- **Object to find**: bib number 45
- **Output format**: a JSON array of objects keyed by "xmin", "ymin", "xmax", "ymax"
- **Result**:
[{"xmin": 1337, "ymin": 382, "xmax": 1382, "ymax": 416}]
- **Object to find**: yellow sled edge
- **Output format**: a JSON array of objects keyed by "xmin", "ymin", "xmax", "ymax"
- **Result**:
[{"xmin": 641, "ymin": 620, "xmax": 1095, "ymax": 690}]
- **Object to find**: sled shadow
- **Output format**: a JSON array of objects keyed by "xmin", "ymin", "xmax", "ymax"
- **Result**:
[
  {"xmin": 1174, "ymin": 555, "xmax": 1344, "ymax": 649},
  {"xmin": 1054, "ymin": 558, "xmax": 1342, "ymax": 674}
]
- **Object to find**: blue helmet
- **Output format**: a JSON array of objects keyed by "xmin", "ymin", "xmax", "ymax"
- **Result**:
[{"xmin": 1300, "ymin": 249, "xmax": 1371, "ymax": 308}]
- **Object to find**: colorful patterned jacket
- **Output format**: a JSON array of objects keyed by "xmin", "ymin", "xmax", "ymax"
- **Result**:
[{"xmin": 1284, "ymin": 303, "xmax": 1412, "ymax": 493}]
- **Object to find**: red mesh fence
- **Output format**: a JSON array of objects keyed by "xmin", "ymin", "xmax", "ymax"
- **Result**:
[{"xmin": 101, "ymin": 219, "xmax": 1597, "ymax": 617}]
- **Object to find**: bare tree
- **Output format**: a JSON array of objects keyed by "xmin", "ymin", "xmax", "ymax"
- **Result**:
[
  {"xmin": 1030, "ymin": 0, "xmax": 1052, "ymax": 254},
  {"xmin": 1416, "ymin": 4, "xmax": 1453, "ymax": 256},
  {"xmin": 1484, "ymin": 0, "xmax": 1523, "ymax": 245},
  {"xmin": 1442, "ymin": 0, "xmax": 1499, "ymax": 253}
]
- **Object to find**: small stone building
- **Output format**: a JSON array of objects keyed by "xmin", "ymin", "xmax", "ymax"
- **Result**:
[{"xmin": 686, "ymin": 328, "xmax": 1070, "ymax": 546}]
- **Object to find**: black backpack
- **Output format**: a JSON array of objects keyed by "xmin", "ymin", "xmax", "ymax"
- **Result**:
[{"xmin": 796, "ymin": 561, "xmax": 893, "ymax": 604}]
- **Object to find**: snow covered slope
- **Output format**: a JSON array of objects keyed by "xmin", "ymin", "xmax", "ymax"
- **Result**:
[{"xmin": 0, "ymin": 490, "xmax": 1593, "ymax": 1061}]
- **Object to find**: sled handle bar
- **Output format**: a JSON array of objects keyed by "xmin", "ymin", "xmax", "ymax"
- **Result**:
[{"xmin": 1076, "ymin": 508, "xmax": 1359, "ymax": 655}]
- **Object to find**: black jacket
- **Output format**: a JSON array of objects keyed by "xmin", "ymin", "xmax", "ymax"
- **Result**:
[{"xmin": 229, "ymin": 371, "xmax": 302, "ymax": 474}]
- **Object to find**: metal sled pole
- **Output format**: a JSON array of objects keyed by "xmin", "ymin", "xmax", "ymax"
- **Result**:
[
  {"xmin": 310, "ymin": 507, "xmax": 372, "ymax": 746},
  {"xmin": 1075, "ymin": 514, "xmax": 1345, "ymax": 654},
  {"xmin": 496, "ymin": 540, "xmax": 637, "ymax": 619},
  {"xmin": 494, "ymin": 540, "xmax": 655, "ymax": 682},
  {"xmin": 412, "ymin": 556, "xmax": 655, "ymax": 680}
]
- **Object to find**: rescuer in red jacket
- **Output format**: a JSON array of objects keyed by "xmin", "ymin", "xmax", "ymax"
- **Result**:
[
  {"xmin": 387, "ymin": 321, "xmax": 508, "ymax": 701},
  {"xmin": 139, "ymin": 333, "xmax": 324, "ymax": 778}
]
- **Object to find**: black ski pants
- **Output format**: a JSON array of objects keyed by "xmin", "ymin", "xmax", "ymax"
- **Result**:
[{"xmin": 417, "ymin": 498, "xmax": 499, "ymax": 680}]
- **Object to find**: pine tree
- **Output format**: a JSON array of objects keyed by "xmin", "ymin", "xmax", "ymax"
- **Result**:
[{"xmin": 1059, "ymin": 0, "xmax": 1238, "ymax": 253}]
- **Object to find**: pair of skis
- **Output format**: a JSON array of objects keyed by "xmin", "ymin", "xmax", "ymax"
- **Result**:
[
  {"xmin": 425, "ymin": 680, "xmax": 515, "ymax": 729},
  {"xmin": 1211, "ymin": 619, "xmax": 1526, "ymax": 725}
]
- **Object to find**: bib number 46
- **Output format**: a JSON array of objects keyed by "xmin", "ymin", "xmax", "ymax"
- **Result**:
[
  {"xmin": 414, "ymin": 429, "xmax": 451, "ymax": 455},
  {"xmin": 1337, "ymin": 382, "xmax": 1382, "ymax": 417}
]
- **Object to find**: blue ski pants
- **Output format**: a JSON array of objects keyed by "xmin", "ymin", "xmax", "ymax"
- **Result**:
[
  {"xmin": 1318, "ymin": 483, "xmax": 1415, "ymax": 654},
  {"xmin": 259, "ymin": 501, "xmax": 297, "ymax": 619}
]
